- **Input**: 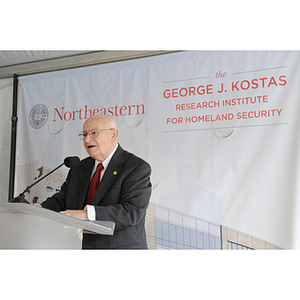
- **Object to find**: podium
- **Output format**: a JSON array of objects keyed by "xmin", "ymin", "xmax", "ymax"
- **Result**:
[{"xmin": 0, "ymin": 203, "xmax": 115, "ymax": 249}]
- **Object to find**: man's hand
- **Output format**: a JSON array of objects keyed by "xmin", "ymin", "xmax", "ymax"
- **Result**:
[
  {"xmin": 32, "ymin": 203, "xmax": 42, "ymax": 207},
  {"xmin": 59, "ymin": 209, "xmax": 87, "ymax": 221}
]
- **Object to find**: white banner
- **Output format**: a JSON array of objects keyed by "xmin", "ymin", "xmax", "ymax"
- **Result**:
[{"xmin": 16, "ymin": 51, "xmax": 300, "ymax": 249}]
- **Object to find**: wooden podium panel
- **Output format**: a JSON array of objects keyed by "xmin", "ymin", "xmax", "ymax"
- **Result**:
[{"xmin": 0, "ymin": 203, "xmax": 115, "ymax": 249}]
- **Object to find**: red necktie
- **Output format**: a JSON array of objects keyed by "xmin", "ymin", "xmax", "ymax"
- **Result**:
[{"xmin": 85, "ymin": 163, "xmax": 104, "ymax": 205}]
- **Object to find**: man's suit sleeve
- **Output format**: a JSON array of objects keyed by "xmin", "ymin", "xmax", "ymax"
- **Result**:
[{"xmin": 94, "ymin": 159, "xmax": 152, "ymax": 231}]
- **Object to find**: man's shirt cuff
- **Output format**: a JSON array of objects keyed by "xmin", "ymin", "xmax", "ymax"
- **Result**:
[{"xmin": 84, "ymin": 205, "xmax": 96, "ymax": 221}]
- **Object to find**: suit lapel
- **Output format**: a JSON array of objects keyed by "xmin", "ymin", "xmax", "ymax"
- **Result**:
[{"xmin": 91, "ymin": 145, "xmax": 125, "ymax": 206}]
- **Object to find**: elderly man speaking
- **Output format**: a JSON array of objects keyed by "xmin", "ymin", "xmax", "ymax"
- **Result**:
[{"xmin": 34, "ymin": 114, "xmax": 152, "ymax": 249}]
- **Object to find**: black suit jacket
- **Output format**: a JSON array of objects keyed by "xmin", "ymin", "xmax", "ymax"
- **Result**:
[{"xmin": 41, "ymin": 145, "xmax": 152, "ymax": 249}]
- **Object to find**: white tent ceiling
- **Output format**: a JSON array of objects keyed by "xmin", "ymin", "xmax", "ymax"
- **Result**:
[
  {"xmin": 0, "ymin": 51, "xmax": 91, "ymax": 68},
  {"xmin": 0, "ymin": 50, "xmax": 176, "ymax": 79}
]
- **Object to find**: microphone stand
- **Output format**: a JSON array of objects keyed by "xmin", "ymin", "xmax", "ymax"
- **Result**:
[{"xmin": 9, "ymin": 162, "xmax": 64, "ymax": 204}]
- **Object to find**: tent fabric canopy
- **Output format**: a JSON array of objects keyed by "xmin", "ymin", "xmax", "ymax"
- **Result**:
[
  {"xmin": 0, "ymin": 50, "xmax": 174, "ymax": 79},
  {"xmin": 0, "ymin": 51, "xmax": 89, "ymax": 68}
]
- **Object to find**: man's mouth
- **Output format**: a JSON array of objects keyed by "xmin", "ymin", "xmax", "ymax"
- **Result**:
[{"xmin": 87, "ymin": 145, "xmax": 96, "ymax": 149}]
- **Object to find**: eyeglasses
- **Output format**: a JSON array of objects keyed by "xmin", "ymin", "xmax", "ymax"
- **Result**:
[{"xmin": 78, "ymin": 128, "xmax": 113, "ymax": 140}]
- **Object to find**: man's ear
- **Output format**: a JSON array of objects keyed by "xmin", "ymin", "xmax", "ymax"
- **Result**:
[{"xmin": 111, "ymin": 128, "xmax": 118, "ymax": 141}]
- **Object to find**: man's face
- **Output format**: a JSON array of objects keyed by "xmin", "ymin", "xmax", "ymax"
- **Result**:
[{"xmin": 83, "ymin": 117, "xmax": 118, "ymax": 162}]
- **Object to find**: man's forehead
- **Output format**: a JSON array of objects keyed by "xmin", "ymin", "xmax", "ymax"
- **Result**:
[{"xmin": 84, "ymin": 118, "xmax": 107, "ymax": 129}]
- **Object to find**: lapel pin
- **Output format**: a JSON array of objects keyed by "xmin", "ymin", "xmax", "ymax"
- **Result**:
[{"xmin": 113, "ymin": 171, "xmax": 117, "ymax": 175}]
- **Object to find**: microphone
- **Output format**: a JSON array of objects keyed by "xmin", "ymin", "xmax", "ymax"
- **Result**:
[
  {"xmin": 9, "ymin": 156, "xmax": 80, "ymax": 204},
  {"xmin": 64, "ymin": 156, "xmax": 80, "ymax": 168}
]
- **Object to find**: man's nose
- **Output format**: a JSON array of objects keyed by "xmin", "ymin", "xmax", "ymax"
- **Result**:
[{"xmin": 84, "ymin": 133, "xmax": 93, "ymax": 141}]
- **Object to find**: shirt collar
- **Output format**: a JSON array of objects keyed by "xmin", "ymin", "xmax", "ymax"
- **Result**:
[{"xmin": 95, "ymin": 143, "xmax": 118, "ymax": 170}]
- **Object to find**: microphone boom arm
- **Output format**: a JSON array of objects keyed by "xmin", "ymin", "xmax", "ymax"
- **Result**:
[
  {"xmin": 8, "ymin": 156, "xmax": 80, "ymax": 204},
  {"xmin": 21, "ymin": 162, "xmax": 64, "ymax": 195}
]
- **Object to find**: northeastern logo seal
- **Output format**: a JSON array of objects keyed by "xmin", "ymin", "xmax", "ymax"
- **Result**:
[{"xmin": 29, "ymin": 104, "xmax": 49, "ymax": 129}]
